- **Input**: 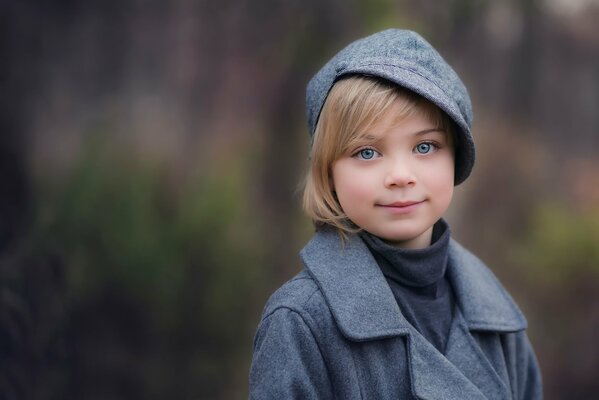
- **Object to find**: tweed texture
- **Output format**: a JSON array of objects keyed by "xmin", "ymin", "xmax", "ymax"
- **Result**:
[
  {"xmin": 306, "ymin": 29, "xmax": 475, "ymax": 185},
  {"xmin": 249, "ymin": 227, "xmax": 543, "ymax": 399}
]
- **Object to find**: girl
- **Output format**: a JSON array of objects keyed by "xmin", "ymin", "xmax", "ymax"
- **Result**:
[{"xmin": 249, "ymin": 29, "xmax": 542, "ymax": 400}]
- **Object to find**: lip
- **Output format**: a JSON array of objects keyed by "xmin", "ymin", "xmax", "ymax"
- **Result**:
[{"xmin": 377, "ymin": 200, "xmax": 425, "ymax": 214}]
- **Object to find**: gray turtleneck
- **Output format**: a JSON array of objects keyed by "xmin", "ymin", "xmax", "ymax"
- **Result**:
[{"xmin": 360, "ymin": 219, "xmax": 454, "ymax": 354}]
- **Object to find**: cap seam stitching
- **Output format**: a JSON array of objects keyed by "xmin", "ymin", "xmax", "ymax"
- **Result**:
[{"xmin": 339, "ymin": 61, "xmax": 464, "ymax": 122}]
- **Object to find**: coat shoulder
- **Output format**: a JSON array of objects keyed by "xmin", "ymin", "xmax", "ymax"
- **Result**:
[
  {"xmin": 449, "ymin": 238, "xmax": 509, "ymax": 289},
  {"xmin": 448, "ymin": 238, "xmax": 529, "ymax": 331},
  {"xmin": 261, "ymin": 269, "xmax": 328, "ymax": 322}
]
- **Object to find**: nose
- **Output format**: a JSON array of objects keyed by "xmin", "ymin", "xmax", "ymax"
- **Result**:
[{"xmin": 384, "ymin": 158, "xmax": 416, "ymax": 188}]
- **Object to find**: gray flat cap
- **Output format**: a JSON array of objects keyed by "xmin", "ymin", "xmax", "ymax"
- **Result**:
[{"xmin": 306, "ymin": 29, "xmax": 475, "ymax": 185}]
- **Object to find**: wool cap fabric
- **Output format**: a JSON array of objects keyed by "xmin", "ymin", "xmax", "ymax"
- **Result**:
[{"xmin": 306, "ymin": 29, "xmax": 475, "ymax": 185}]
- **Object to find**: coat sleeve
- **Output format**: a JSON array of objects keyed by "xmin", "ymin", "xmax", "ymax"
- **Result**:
[{"xmin": 249, "ymin": 307, "xmax": 333, "ymax": 400}]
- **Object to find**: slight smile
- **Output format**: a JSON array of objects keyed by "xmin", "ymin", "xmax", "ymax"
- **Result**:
[{"xmin": 377, "ymin": 200, "xmax": 425, "ymax": 214}]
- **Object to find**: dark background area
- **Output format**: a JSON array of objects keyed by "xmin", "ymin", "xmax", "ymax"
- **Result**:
[{"xmin": 1, "ymin": 0, "xmax": 598, "ymax": 399}]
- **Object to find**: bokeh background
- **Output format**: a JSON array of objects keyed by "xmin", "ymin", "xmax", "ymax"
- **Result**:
[{"xmin": 1, "ymin": 0, "xmax": 599, "ymax": 399}]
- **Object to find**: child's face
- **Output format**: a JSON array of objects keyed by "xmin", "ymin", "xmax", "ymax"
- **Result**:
[{"xmin": 331, "ymin": 101, "xmax": 455, "ymax": 249}]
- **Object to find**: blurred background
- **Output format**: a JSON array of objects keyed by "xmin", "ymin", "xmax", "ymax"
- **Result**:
[{"xmin": 1, "ymin": 0, "xmax": 598, "ymax": 399}]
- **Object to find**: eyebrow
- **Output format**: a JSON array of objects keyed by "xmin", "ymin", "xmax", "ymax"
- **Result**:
[
  {"xmin": 361, "ymin": 128, "xmax": 446, "ymax": 141},
  {"xmin": 414, "ymin": 128, "xmax": 446, "ymax": 136}
]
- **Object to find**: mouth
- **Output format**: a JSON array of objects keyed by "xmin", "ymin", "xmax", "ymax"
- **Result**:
[
  {"xmin": 381, "ymin": 200, "xmax": 425, "ymax": 207},
  {"xmin": 377, "ymin": 200, "xmax": 425, "ymax": 214}
]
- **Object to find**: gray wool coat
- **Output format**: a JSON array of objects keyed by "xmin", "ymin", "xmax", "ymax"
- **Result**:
[{"xmin": 249, "ymin": 227, "xmax": 542, "ymax": 399}]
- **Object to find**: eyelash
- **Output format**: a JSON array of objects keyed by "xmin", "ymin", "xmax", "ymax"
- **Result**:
[
  {"xmin": 352, "ymin": 147, "xmax": 380, "ymax": 160},
  {"xmin": 414, "ymin": 141, "xmax": 440, "ymax": 154},
  {"xmin": 351, "ymin": 141, "xmax": 441, "ymax": 159}
]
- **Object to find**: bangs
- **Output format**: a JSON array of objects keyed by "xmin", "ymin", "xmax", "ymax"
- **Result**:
[{"xmin": 325, "ymin": 76, "xmax": 450, "ymax": 156}]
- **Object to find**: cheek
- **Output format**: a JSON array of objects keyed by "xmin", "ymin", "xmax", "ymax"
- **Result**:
[
  {"xmin": 332, "ymin": 165, "xmax": 373, "ymax": 205},
  {"xmin": 428, "ymin": 158, "xmax": 455, "ymax": 203},
  {"xmin": 439, "ymin": 181, "xmax": 454, "ymax": 206},
  {"xmin": 339, "ymin": 181, "xmax": 372, "ymax": 203}
]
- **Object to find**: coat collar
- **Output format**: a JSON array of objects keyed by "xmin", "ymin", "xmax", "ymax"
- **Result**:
[{"xmin": 299, "ymin": 226, "xmax": 527, "ymax": 341}]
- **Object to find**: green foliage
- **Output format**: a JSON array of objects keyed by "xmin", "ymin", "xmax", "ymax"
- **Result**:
[
  {"xmin": 31, "ymin": 135, "xmax": 267, "ymax": 397},
  {"xmin": 512, "ymin": 203, "xmax": 599, "ymax": 282},
  {"xmin": 37, "ymin": 137, "xmax": 262, "ymax": 296},
  {"xmin": 356, "ymin": 0, "xmax": 399, "ymax": 31}
]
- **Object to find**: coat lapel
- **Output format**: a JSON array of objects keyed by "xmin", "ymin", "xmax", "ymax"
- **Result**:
[
  {"xmin": 447, "ymin": 240, "xmax": 527, "ymax": 332},
  {"xmin": 443, "ymin": 307, "xmax": 511, "ymax": 400},
  {"xmin": 407, "ymin": 327, "xmax": 488, "ymax": 400},
  {"xmin": 300, "ymin": 227, "xmax": 528, "ymax": 400},
  {"xmin": 300, "ymin": 226, "xmax": 410, "ymax": 340}
]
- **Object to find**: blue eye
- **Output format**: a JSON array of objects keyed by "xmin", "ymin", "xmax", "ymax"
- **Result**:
[
  {"xmin": 415, "ymin": 143, "xmax": 433, "ymax": 154},
  {"xmin": 356, "ymin": 148, "xmax": 378, "ymax": 160}
]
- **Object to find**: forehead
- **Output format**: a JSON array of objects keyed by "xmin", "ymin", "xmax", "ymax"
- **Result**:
[{"xmin": 359, "ymin": 104, "xmax": 447, "ymax": 140}]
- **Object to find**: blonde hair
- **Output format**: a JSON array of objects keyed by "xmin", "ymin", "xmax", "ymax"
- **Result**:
[{"xmin": 302, "ymin": 75, "xmax": 454, "ymax": 235}]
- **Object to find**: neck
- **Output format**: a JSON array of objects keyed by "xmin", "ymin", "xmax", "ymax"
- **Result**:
[{"xmin": 384, "ymin": 226, "xmax": 434, "ymax": 250}]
